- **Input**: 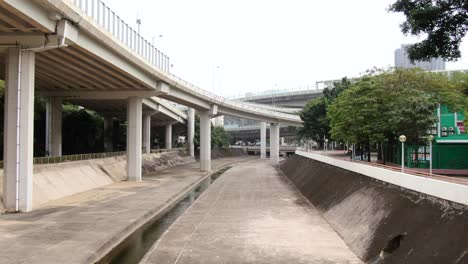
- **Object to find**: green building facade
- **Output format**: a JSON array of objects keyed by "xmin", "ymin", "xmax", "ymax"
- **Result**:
[{"xmin": 386, "ymin": 105, "xmax": 468, "ymax": 170}]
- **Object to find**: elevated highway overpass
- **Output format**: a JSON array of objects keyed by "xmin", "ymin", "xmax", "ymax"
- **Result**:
[
  {"xmin": 0, "ymin": 0, "xmax": 302, "ymax": 211},
  {"xmin": 225, "ymin": 87, "xmax": 321, "ymax": 143},
  {"xmin": 234, "ymin": 88, "xmax": 323, "ymax": 108}
]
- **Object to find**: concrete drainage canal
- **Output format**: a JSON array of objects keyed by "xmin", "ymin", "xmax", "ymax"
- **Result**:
[{"xmin": 97, "ymin": 166, "xmax": 232, "ymax": 264}]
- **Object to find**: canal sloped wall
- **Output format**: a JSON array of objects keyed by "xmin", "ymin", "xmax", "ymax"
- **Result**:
[
  {"xmin": 193, "ymin": 148, "xmax": 247, "ymax": 159},
  {"xmin": 280, "ymin": 154, "xmax": 468, "ymax": 264},
  {"xmin": 211, "ymin": 148, "xmax": 247, "ymax": 158},
  {"xmin": 0, "ymin": 150, "xmax": 195, "ymax": 211}
]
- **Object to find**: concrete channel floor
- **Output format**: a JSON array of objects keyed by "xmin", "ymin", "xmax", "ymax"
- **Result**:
[
  {"xmin": 142, "ymin": 159, "xmax": 362, "ymax": 264},
  {"xmin": 0, "ymin": 156, "xmax": 252, "ymax": 264}
]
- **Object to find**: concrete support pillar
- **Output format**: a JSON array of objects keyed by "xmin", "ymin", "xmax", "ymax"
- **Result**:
[
  {"xmin": 127, "ymin": 97, "xmax": 142, "ymax": 181},
  {"xmin": 103, "ymin": 116, "xmax": 114, "ymax": 152},
  {"xmin": 143, "ymin": 115, "xmax": 151, "ymax": 154},
  {"xmin": 187, "ymin": 108, "xmax": 195, "ymax": 157},
  {"xmin": 270, "ymin": 123, "xmax": 280, "ymax": 165},
  {"xmin": 199, "ymin": 110, "xmax": 211, "ymax": 172},
  {"xmin": 165, "ymin": 123, "xmax": 172, "ymax": 149},
  {"xmin": 3, "ymin": 48, "xmax": 35, "ymax": 212},
  {"xmin": 260, "ymin": 122, "xmax": 267, "ymax": 159},
  {"xmin": 45, "ymin": 97, "xmax": 62, "ymax": 157}
]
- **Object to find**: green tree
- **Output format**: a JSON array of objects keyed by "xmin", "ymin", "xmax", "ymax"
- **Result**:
[
  {"xmin": 299, "ymin": 99, "xmax": 328, "ymax": 147},
  {"xmin": 62, "ymin": 105, "xmax": 105, "ymax": 154},
  {"xmin": 389, "ymin": 0, "xmax": 468, "ymax": 61},
  {"xmin": 194, "ymin": 114, "xmax": 231, "ymax": 151},
  {"xmin": 212, "ymin": 126, "xmax": 231, "ymax": 148},
  {"xmin": 299, "ymin": 78, "xmax": 351, "ymax": 147},
  {"xmin": 328, "ymin": 68, "xmax": 465, "ymax": 162}
]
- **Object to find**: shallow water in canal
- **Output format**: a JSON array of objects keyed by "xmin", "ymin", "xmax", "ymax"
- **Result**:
[{"xmin": 98, "ymin": 167, "xmax": 231, "ymax": 264}]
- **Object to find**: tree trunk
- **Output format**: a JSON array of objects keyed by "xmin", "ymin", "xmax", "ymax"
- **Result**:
[
  {"xmin": 377, "ymin": 144, "xmax": 382, "ymax": 161},
  {"xmin": 414, "ymin": 145, "xmax": 419, "ymax": 168},
  {"xmin": 360, "ymin": 144, "xmax": 364, "ymax": 161},
  {"xmin": 381, "ymin": 143, "xmax": 386, "ymax": 165},
  {"xmin": 367, "ymin": 140, "xmax": 371, "ymax": 162}
]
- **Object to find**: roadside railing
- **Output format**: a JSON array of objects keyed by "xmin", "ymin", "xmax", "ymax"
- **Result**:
[
  {"xmin": 0, "ymin": 148, "xmax": 188, "ymax": 168},
  {"xmin": 33, "ymin": 151, "xmax": 126, "ymax": 165},
  {"xmin": 169, "ymin": 75, "xmax": 302, "ymax": 121},
  {"xmin": 71, "ymin": 0, "xmax": 301, "ymax": 123},
  {"xmin": 0, "ymin": 151, "xmax": 125, "ymax": 169},
  {"xmin": 150, "ymin": 147, "xmax": 186, "ymax": 154},
  {"xmin": 72, "ymin": 0, "xmax": 170, "ymax": 72}
]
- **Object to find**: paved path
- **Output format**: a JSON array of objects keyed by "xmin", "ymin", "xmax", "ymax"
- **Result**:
[
  {"xmin": 0, "ymin": 157, "xmax": 251, "ymax": 264},
  {"xmin": 142, "ymin": 159, "xmax": 362, "ymax": 264}
]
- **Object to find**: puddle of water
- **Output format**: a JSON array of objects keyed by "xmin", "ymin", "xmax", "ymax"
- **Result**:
[{"xmin": 97, "ymin": 166, "xmax": 232, "ymax": 264}]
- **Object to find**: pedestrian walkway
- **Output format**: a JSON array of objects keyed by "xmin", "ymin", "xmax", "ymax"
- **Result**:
[
  {"xmin": 0, "ymin": 157, "xmax": 251, "ymax": 264},
  {"xmin": 142, "ymin": 159, "xmax": 362, "ymax": 264}
]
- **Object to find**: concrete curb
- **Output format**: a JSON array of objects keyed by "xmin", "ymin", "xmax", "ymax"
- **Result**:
[{"xmin": 89, "ymin": 159, "xmax": 250, "ymax": 263}]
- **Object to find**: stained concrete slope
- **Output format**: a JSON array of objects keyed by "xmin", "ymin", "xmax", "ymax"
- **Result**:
[
  {"xmin": 0, "ymin": 151, "xmax": 194, "ymax": 212},
  {"xmin": 280, "ymin": 154, "xmax": 468, "ymax": 264},
  {"xmin": 0, "ymin": 157, "xmax": 252, "ymax": 264},
  {"xmin": 142, "ymin": 159, "xmax": 362, "ymax": 264}
]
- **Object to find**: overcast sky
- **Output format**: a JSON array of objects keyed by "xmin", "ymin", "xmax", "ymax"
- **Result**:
[{"xmin": 102, "ymin": 0, "xmax": 468, "ymax": 97}]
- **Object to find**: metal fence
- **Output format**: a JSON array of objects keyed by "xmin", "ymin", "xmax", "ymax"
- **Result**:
[
  {"xmin": 0, "ymin": 151, "xmax": 125, "ymax": 168},
  {"xmin": 385, "ymin": 144, "xmax": 468, "ymax": 170},
  {"xmin": 73, "ymin": 0, "xmax": 170, "ymax": 72},
  {"xmin": 169, "ymin": 75, "xmax": 302, "ymax": 121},
  {"xmin": 33, "ymin": 151, "xmax": 126, "ymax": 165},
  {"xmin": 150, "ymin": 147, "xmax": 186, "ymax": 154},
  {"xmin": 0, "ymin": 148, "xmax": 188, "ymax": 168}
]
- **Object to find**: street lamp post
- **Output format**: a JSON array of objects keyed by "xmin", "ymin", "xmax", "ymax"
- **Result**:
[
  {"xmin": 428, "ymin": 135, "xmax": 434, "ymax": 175},
  {"xmin": 136, "ymin": 18, "xmax": 142, "ymax": 34},
  {"xmin": 399, "ymin": 135, "xmax": 406, "ymax": 173}
]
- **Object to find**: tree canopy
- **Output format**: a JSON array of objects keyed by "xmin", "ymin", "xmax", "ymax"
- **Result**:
[
  {"xmin": 299, "ymin": 78, "xmax": 351, "ymax": 147},
  {"xmin": 193, "ymin": 114, "xmax": 231, "ymax": 151},
  {"xmin": 389, "ymin": 0, "xmax": 468, "ymax": 61},
  {"xmin": 328, "ymin": 68, "xmax": 465, "ymax": 147}
]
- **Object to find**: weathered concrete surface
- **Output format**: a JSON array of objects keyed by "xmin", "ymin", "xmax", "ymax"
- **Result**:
[
  {"xmin": 195, "ymin": 147, "xmax": 247, "ymax": 159},
  {"xmin": 280, "ymin": 154, "xmax": 468, "ymax": 264},
  {"xmin": 0, "ymin": 150, "xmax": 194, "ymax": 212},
  {"xmin": 142, "ymin": 159, "xmax": 361, "ymax": 264},
  {"xmin": 0, "ymin": 157, "xmax": 252, "ymax": 264}
]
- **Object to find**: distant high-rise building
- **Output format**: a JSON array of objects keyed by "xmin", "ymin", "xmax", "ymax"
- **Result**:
[
  {"xmin": 394, "ymin": 44, "xmax": 445, "ymax": 71},
  {"xmin": 211, "ymin": 116, "xmax": 224, "ymax": 127}
]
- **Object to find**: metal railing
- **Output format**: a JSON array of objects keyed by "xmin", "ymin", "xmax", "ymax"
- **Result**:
[
  {"xmin": 0, "ymin": 151, "xmax": 126, "ymax": 168},
  {"xmin": 33, "ymin": 151, "xmax": 126, "ymax": 165},
  {"xmin": 0, "ymin": 148, "xmax": 188, "ymax": 168},
  {"xmin": 150, "ymin": 147, "xmax": 186, "ymax": 154},
  {"xmin": 71, "ymin": 0, "xmax": 301, "ymax": 123},
  {"xmin": 73, "ymin": 0, "xmax": 170, "ymax": 72},
  {"xmin": 169, "ymin": 75, "xmax": 302, "ymax": 121}
]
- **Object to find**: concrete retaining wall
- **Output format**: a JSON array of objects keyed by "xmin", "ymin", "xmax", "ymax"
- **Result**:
[
  {"xmin": 194, "ymin": 148, "xmax": 247, "ymax": 159},
  {"xmin": 280, "ymin": 154, "xmax": 468, "ymax": 263},
  {"xmin": 211, "ymin": 148, "xmax": 247, "ymax": 159},
  {"xmin": 0, "ymin": 150, "xmax": 195, "ymax": 211}
]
